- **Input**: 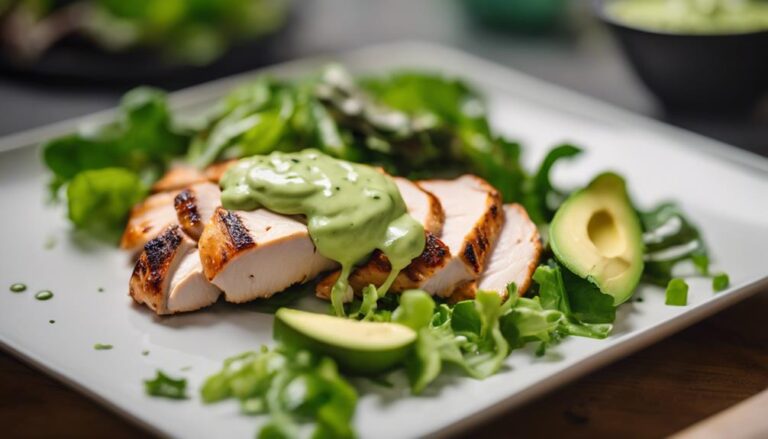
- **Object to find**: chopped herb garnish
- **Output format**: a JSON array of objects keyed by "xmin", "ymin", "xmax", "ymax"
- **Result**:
[
  {"xmin": 180, "ymin": 366, "xmax": 192, "ymax": 371},
  {"xmin": 712, "ymin": 273, "xmax": 730, "ymax": 292},
  {"xmin": 49, "ymin": 320, "xmax": 55, "ymax": 324},
  {"xmin": 9, "ymin": 283, "xmax": 26, "ymax": 293},
  {"xmin": 35, "ymin": 290, "xmax": 53, "ymax": 301},
  {"xmin": 635, "ymin": 297, "xmax": 644, "ymax": 303},
  {"xmin": 97, "ymin": 287, "xmax": 105, "ymax": 293},
  {"xmin": 144, "ymin": 370, "xmax": 188, "ymax": 400},
  {"xmin": 665, "ymin": 278, "xmax": 689, "ymax": 306},
  {"xmin": 94, "ymin": 343, "xmax": 113, "ymax": 350},
  {"xmin": 142, "ymin": 350, "xmax": 150, "ymax": 356}
]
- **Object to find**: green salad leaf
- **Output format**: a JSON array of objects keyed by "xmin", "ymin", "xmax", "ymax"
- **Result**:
[
  {"xmin": 532, "ymin": 262, "xmax": 614, "ymax": 339},
  {"xmin": 712, "ymin": 273, "xmax": 730, "ymax": 292},
  {"xmin": 66, "ymin": 168, "xmax": 148, "ymax": 240},
  {"xmin": 202, "ymin": 346, "xmax": 357, "ymax": 438},
  {"xmin": 664, "ymin": 278, "xmax": 689, "ymax": 306},
  {"xmin": 639, "ymin": 202, "xmax": 709, "ymax": 286},
  {"xmin": 521, "ymin": 143, "xmax": 582, "ymax": 224},
  {"xmin": 144, "ymin": 370, "xmax": 188, "ymax": 400},
  {"xmin": 43, "ymin": 87, "xmax": 189, "ymax": 239}
]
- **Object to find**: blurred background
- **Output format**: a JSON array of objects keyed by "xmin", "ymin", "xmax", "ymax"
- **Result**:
[{"xmin": 0, "ymin": 0, "xmax": 765, "ymax": 156}]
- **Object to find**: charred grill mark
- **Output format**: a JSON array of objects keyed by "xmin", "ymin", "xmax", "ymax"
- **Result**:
[
  {"xmin": 463, "ymin": 243, "xmax": 480, "ymax": 273},
  {"xmin": 219, "ymin": 210, "xmax": 255, "ymax": 251},
  {"xmin": 490, "ymin": 204, "xmax": 498, "ymax": 218},
  {"xmin": 418, "ymin": 233, "xmax": 448, "ymax": 268},
  {"xmin": 143, "ymin": 226, "xmax": 182, "ymax": 290},
  {"xmin": 174, "ymin": 189, "xmax": 201, "ymax": 227}
]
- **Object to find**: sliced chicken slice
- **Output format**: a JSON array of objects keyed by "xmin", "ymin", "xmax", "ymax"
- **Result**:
[
  {"xmin": 476, "ymin": 204, "xmax": 541, "ymax": 295},
  {"xmin": 151, "ymin": 165, "xmax": 208, "ymax": 193},
  {"xmin": 394, "ymin": 177, "xmax": 444, "ymax": 235},
  {"xmin": 317, "ymin": 175, "xmax": 502, "ymax": 299},
  {"xmin": 315, "ymin": 232, "xmax": 450, "ymax": 298},
  {"xmin": 174, "ymin": 182, "xmax": 222, "ymax": 241},
  {"xmin": 199, "ymin": 207, "xmax": 338, "ymax": 303},
  {"xmin": 130, "ymin": 225, "xmax": 221, "ymax": 315},
  {"xmin": 204, "ymin": 159, "xmax": 237, "ymax": 184},
  {"xmin": 120, "ymin": 191, "xmax": 179, "ymax": 253},
  {"xmin": 314, "ymin": 177, "xmax": 448, "ymax": 298},
  {"xmin": 417, "ymin": 175, "xmax": 504, "ymax": 297}
]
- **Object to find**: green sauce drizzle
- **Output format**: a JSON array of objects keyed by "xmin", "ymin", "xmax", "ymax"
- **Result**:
[
  {"xmin": 220, "ymin": 149, "xmax": 425, "ymax": 316},
  {"xmin": 9, "ymin": 283, "xmax": 26, "ymax": 293},
  {"xmin": 35, "ymin": 290, "xmax": 53, "ymax": 301}
]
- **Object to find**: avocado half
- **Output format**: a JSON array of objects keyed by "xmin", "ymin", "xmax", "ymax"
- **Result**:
[
  {"xmin": 549, "ymin": 173, "xmax": 644, "ymax": 305},
  {"xmin": 273, "ymin": 308, "xmax": 417, "ymax": 375}
]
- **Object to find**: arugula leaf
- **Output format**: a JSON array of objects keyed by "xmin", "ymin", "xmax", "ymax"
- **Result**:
[
  {"xmin": 66, "ymin": 168, "xmax": 148, "ymax": 240},
  {"xmin": 640, "ymin": 202, "xmax": 709, "ymax": 286},
  {"xmin": 145, "ymin": 370, "xmax": 188, "ymax": 400},
  {"xmin": 522, "ymin": 144, "xmax": 583, "ymax": 224},
  {"xmin": 202, "ymin": 347, "xmax": 357, "ymax": 438}
]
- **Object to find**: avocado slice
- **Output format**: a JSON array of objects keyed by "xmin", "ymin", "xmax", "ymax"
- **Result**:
[
  {"xmin": 549, "ymin": 173, "xmax": 644, "ymax": 305},
  {"xmin": 274, "ymin": 308, "xmax": 417, "ymax": 375}
]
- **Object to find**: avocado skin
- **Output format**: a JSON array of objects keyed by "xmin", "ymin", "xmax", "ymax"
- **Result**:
[
  {"xmin": 273, "ymin": 312, "xmax": 415, "ymax": 376},
  {"xmin": 549, "ymin": 172, "xmax": 644, "ymax": 305}
]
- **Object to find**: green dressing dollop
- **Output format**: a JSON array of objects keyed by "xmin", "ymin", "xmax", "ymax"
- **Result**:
[
  {"xmin": 608, "ymin": 0, "xmax": 768, "ymax": 34},
  {"xmin": 220, "ymin": 149, "xmax": 425, "ymax": 316}
]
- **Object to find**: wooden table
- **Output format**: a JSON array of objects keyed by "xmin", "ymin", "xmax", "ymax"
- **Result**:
[{"xmin": 2, "ymin": 290, "xmax": 766, "ymax": 438}]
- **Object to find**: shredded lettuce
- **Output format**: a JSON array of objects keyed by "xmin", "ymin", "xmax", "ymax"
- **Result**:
[
  {"xmin": 202, "ymin": 347, "xmax": 357, "ymax": 439},
  {"xmin": 144, "ymin": 370, "xmax": 188, "ymax": 400}
]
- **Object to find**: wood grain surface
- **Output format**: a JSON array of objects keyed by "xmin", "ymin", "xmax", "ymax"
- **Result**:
[{"xmin": 2, "ymin": 290, "xmax": 766, "ymax": 439}]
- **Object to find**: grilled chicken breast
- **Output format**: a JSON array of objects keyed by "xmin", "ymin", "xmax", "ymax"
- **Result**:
[
  {"xmin": 314, "ymin": 177, "xmax": 449, "ymax": 298},
  {"xmin": 394, "ymin": 177, "xmax": 444, "ymax": 235},
  {"xmin": 417, "ymin": 175, "xmax": 504, "ymax": 297},
  {"xmin": 130, "ymin": 225, "xmax": 221, "ymax": 314},
  {"xmin": 317, "ymin": 175, "xmax": 502, "ymax": 299},
  {"xmin": 151, "ymin": 165, "xmax": 208, "ymax": 193},
  {"xmin": 174, "ymin": 182, "xmax": 221, "ymax": 240},
  {"xmin": 476, "ymin": 204, "xmax": 541, "ymax": 296},
  {"xmin": 120, "ymin": 191, "xmax": 179, "ymax": 253},
  {"xmin": 199, "ymin": 207, "xmax": 338, "ymax": 303}
]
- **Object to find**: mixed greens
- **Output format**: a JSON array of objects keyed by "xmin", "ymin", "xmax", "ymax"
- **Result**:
[{"xmin": 40, "ymin": 65, "xmax": 728, "ymax": 437}]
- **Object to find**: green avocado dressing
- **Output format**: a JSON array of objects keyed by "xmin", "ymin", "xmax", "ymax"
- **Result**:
[
  {"xmin": 220, "ymin": 149, "xmax": 425, "ymax": 316},
  {"xmin": 608, "ymin": 0, "xmax": 768, "ymax": 34}
]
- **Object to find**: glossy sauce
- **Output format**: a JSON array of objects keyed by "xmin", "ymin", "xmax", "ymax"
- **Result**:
[{"xmin": 220, "ymin": 149, "xmax": 425, "ymax": 315}]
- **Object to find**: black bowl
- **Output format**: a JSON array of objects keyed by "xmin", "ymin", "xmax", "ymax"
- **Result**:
[{"xmin": 595, "ymin": 0, "xmax": 768, "ymax": 113}]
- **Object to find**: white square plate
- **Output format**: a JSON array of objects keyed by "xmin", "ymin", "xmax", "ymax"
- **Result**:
[{"xmin": 1, "ymin": 42, "xmax": 767, "ymax": 439}]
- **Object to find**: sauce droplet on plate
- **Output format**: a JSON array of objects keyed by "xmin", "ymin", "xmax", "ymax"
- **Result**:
[{"xmin": 35, "ymin": 290, "xmax": 53, "ymax": 301}]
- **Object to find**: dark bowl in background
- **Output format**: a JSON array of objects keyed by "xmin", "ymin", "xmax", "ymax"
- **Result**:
[{"xmin": 595, "ymin": 0, "xmax": 768, "ymax": 114}]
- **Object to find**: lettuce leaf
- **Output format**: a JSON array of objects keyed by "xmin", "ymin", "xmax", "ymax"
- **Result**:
[
  {"xmin": 202, "ymin": 346, "xmax": 357, "ymax": 439},
  {"xmin": 639, "ymin": 202, "xmax": 709, "ymax": 286},
  {"xmin": 532, "ymin": 262, "xmax": 614, "ymax": 339},
  {"xmin": 66, "ymin": 168, "xmax": 148, "ymax": 241}
]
